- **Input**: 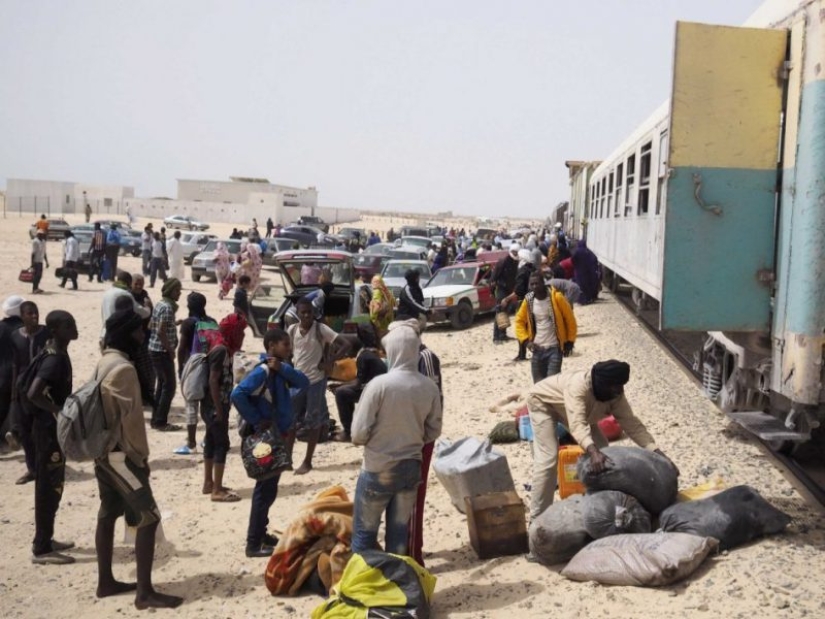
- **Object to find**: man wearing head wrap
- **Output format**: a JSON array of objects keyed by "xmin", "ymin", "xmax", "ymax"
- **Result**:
[
  {"xmin": 491, "ymin": 243, "xmax": 520, "ymax": 343},
  {"xmin": 93, "ymin": 308, "xmax": 183, "ymax": 609},
  {"xmin": 525, "ymin": 359, "xmax": 675, "ymax": 520},
  {"xmin": 501, "ymin": 249, "xmax": 538, "ymax": 360},
  {"xmin": 100, "ymin": 271, "xmax": 151, "ymax": 344},
  {"xmin": 350, "ymin": 320, "xmax": 442, "ymax": 556},
  {"xmin": 395, "ymin": 269, "xmax": 430, "ymax": 327},
  {"xmin": 173, "ymin": 292, "xmax": 215, "ymax": 453},
  {"xmin": 147, "ymin": 278, "xmax": 183, "ymax": 431},
  {"xmin": 0, "ymin": 295, "xmax": 27, "ymax": 446}
]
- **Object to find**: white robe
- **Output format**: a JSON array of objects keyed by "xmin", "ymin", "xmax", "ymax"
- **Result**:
[{"xmin": 167, "ymin": 238, "xmax": 185, "ymax": 280}]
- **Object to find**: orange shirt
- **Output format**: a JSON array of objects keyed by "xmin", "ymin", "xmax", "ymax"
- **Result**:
[{"xmin": 35, "ymin": 219, "xmax": 49, "ymax": 233}]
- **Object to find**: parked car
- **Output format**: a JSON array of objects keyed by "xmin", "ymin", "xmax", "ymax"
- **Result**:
[
  {"xmin": 94, "ymin": 219, "xmax": 132, "ymax": 231},
  {"xmin": 261, "ymin": 237, "xmax": 301, "ymax": 269},
  {"xmin": 395, "ymin": 235, "xmax": 434, "ymax": 252},
  {"xmin": 296, "ymin": 215, "xmax": 328, "ymax": 233},
  {"xmin": 191, "ymin": 238, "xmax": 244, "ymax": 282},
  {"xmin": 69, "ymin": 224, "xmax": 141, "ymax": 256},
  {"xmin": 29, "ymin": 218, "xmax": 71, "ymax": 240},
  {"xmin": 248, "ymin": 250, "xmax": 370, "ymax": 337},
  {"xmin": 337, "ymin": 227, "xmax": 365, "ymax": 242},
  {"xmin": 279, "ymin": 225, "xmax": 335, "ymax": 248},
  {"xmin": 353, "ymin": 243, "xmax": 396, "ymax": 281},
  {"xmin": 164, "ymin": 214, "xmax": 210, "ymax": 231},
  {"xmin": 421, "ymin": 256, "xmax": 502, "ymax": 330},
  {"xmin": 399, "ymin": 225, "xmax": 430, "ymax": 238},
  {"xmin": 179, "ymin": 232, "xmax": 217, "ymax": 264},
  {"xmin": 380, "ymin": 259, "xmax": 432, "ymax": 300}
]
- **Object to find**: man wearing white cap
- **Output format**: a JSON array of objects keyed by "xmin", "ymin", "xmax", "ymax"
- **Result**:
[{"xmin": 0, "ymin": 296, "xmax": 26, "ymax": 440}]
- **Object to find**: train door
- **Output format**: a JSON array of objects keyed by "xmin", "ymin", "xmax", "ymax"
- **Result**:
[{"xmin": 660, "ymin": 21, "xmax": 787, "ymax": 331}]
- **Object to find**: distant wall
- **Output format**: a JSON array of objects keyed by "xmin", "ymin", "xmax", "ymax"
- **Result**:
[{"xmin": 121, "ymin": 198, "xmax": 359, "ymax": 227}]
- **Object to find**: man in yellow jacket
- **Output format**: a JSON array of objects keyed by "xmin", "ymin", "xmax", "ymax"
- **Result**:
[{"xmin": 514, "ymin": 272, "xmax": 577, "ymax": 384}]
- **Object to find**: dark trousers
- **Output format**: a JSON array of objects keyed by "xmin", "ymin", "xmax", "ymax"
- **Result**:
[
  {"xmin": 334, "ymin": 384, "xmax": 363, "ymax": 436},
  {"xmin": 201, "ymin": 400, "xmax": 230, "ymax": 464},
  {"xmin": 134, "ymin": 341, "xmax": 155, "ymax": 406},
  {"xmin": 32, "ymin": 262, "xmax": 44, "ymax": 291},
  {"xmin": 150, "ymin": 352, "xmax": 176, "ymax": 427},
  {"xmin": 60, "ymin": 261, "xmax": 78, "ymax": 288},
  {"xmin": 141, "ymin": 249, "xmax": 151, "ymax": 275},
  {"xmin": 104, "ymin": 246, "xmax": 119, "ymax": 280},
  {"xmin": 246, "ymin": 474, "xmax": 281, "ymax": 548},
  {"xmin": 89, "ymin": 250, "xmax": 105, "ymax": 282},
  {"xmin": 149, "ymin": 257, "xmax": 167, "ymax": 287},
  {"xmin": 33, "ymin": 412, "xmax": 65, "ymax": 555},
  {"xmin": 12, "ymin": 399, "xmax": 35, "ymax": 473}
]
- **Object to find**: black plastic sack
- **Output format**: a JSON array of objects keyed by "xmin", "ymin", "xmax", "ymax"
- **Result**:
[
  {"xmin": 528, "ymin": 495, "xmax": 591, "ymax": 565},
  {"xmin": 582, "ymin": 490, "xmax": 652, "ymax": 539},
  {"xmin": 241, "ymin": 430, "xmax": 291, "ymax": 481},
  {"xmin": 577, "ymin": 446, "xmax": 678, "ymax": 515},
  {"xmin": 658, "ymin": 485, "xmax": 791, "ymax": 551}
]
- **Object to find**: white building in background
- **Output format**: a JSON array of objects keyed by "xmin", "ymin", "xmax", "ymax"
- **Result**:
[
  {"xmin": 177, "ymin": 177, "xmax": 318, "ymax": 210},
  {"xmin": 4, "ymin": 178, "xmax": 134, "ymax": 216}
]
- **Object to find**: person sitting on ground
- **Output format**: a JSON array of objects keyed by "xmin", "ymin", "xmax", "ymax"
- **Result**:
[
  {"xmin": 94, "ymin": 308, "xmax": 183, "ymax": 609},
  {"xmin": 232, "ymin": 328, "xmax": 309, "ymax": 557},
  {"xmin": 351, "ymin": 320, "xmax": 442, "ymax": 556},
  {"xmin": 333, "ymin": 324, "xmax": 387, "ymax": 442},
  {"xmin": 515, "ymin": 271, "xmax": 577, "ymax": 384},
  {"xmin": 526, "ymin": 360, "xmax": 676, "ymax": 521}
]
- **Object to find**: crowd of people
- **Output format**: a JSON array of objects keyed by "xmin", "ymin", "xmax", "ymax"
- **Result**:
[{"xmin": 0, "ymin": 215, "xmax": 676, "ymax": 612}]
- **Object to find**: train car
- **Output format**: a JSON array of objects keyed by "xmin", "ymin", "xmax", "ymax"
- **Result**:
[{"xmin": 579, "ymin": 0, "xmax": 825, "ymax": 450}]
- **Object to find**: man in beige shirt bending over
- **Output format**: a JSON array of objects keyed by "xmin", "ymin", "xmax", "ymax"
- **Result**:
[{"xmin": 526, "ymin": 359, "xmax": 675, "ymax": 520}]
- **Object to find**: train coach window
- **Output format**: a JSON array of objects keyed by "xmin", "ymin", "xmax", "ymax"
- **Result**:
[
  {"xmin": 615, "ymin": 163, "xmax": 624, "ymax": 217},
  {"xmin": 625, "ymin": 154, "xmax": 636, "ymax": 216},
  {"xmin": 608, "ymin": 172, "xmax": 614, "ymax": 217},
  {"xmin": 638, "ymin": 142, "xmax": 652, "ymax": 216}
]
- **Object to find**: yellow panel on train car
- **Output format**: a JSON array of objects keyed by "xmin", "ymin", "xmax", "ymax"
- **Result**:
[{"xmin": 669, "ymin": 21, "xmax": 786, "ymax": 171}]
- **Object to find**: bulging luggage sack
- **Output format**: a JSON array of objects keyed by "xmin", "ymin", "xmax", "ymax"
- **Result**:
[
  {"xmin": 658, "ymin": 485, "xmax": 791, "ymax": 550},
  {"xmin": 433, "ymin": 437, "xmax": 515, "ymax": 514},
  {"xmin": 561, "ymin": 532, "xmax": 719, "ymax": 587},
  {"xmin": 528, "ymin": 494, "xmax": 591, "ymax": 565},
  {"xmin": 582, "ymin": 490, "xmax": 652, "ymax": 539},
  {"xmin": 577, "ymin": 445, "xmax": 679, "ymax": 515}
]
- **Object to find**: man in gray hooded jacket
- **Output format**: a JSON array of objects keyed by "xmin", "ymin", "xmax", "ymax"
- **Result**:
[{"xmin": 351, "ymin": 321, "xmax": 442, "ymax": 556}]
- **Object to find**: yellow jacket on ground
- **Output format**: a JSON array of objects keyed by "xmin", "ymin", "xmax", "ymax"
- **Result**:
[{"xmin": 514, "ymin": 288, "xmax": 577, "ymax": 348}]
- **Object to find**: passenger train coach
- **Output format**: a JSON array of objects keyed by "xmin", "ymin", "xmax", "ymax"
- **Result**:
[{"xmin": 577, "ymin": 0, "xmax": 825, "ymax": 449}]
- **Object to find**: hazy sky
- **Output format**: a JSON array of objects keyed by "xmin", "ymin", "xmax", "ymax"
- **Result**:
[{"xmin": 0, "ymin": 0, "xmax": 765, "ymax": 218}]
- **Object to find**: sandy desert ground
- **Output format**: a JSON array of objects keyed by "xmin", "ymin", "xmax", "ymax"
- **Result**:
[{"xmin": 1, "ymin": 212, "xmax": 824, "ymax": 619}]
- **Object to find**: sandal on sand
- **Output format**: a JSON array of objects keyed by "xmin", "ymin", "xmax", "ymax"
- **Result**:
[
  {"xmin": 211, "ymin": 492, "xmax": 241, "ymax": 503},
  {"xmin": 173, "ymin": 445, "xmax": 193, "ymax": 455},
  {"xmin": 16, "ymin": 471, "xmax": 36, "ymax": 485}
]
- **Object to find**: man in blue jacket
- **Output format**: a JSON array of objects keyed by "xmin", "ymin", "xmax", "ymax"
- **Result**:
[{"xmin": 231, "ymin": 328, "xmax": 309, "ymax": 558}]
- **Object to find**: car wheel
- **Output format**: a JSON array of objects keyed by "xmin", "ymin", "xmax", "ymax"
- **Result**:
[
  {"xmin": 193, "ymin": 274, "xmax": 201, "ymax": 283},
  {"xmin": 131, "ymin": 248, "xmax": 140, "ymax": 257},
  {"xmin": 450, "ymin": 301, "xmax": 474, "ymax": 330}
]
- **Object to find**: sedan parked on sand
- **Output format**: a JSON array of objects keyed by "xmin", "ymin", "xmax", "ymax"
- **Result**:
[
  {"xmin": 164, "ymin": 214, "xmax": 210, "ymax": 231},
  {"xmin": 261, "ymin": 237, "xmax": 301, "ymax": 269},
  {"xmin": 279, "ymin": 225, "xmax": 335, "ymax": 248},
  {"xmin": 179, "ymin": 232, "xmax": 217, "ymax": 264},
  {"xmin": 422, "ymin": 256, "xmax": 501, "ymax": 330},
  {"xmin": 353, "ymin": 243, "xmax": 395, "ymax": 281},
  {"xmin": 380, "ymin": 260, "xmax": 432, "ymax": 300},
  {"xmin": 191, "ymin": 238, "xmax": 244, "ymax": 282}
]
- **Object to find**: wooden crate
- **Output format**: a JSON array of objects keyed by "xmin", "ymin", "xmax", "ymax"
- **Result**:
[{"xmin": 464, "ymin": 491, "xmax": 528, "ymax": 559}]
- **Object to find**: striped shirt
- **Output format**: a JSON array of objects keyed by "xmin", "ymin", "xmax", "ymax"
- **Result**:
[{"xmin": 148, "ymin": 299, "xmax": 177, "ymax": 353}]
